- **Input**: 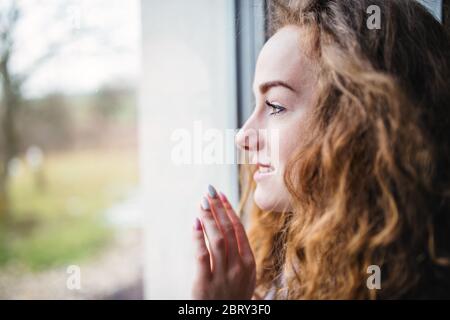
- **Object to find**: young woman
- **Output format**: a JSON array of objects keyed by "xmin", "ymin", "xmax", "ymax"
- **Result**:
[{"xmin": 191, "ymin": 0, "xmax": 450, "ymax": 299}]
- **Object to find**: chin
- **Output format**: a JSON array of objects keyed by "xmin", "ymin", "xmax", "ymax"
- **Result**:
[{"xmin": 254, "ymin": 184, "xmax": 288, "ymax": 212}]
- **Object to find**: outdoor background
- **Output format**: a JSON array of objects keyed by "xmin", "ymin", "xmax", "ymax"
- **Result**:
[{"xmin": 0, "ymin": 0, "xmax": 142, "ymax": 299}]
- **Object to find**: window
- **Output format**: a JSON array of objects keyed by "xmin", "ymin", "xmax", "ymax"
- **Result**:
[
  {"xmin": 139, "ymin": 0, "xmax": 267, "ymax": 299},
  {"xmin": 418, "ymin": 0, "xmax": 443, "ymax": 22},
  {"xmin": 0, "ymin": 0, "xmax": 142, "ymax": 299}
]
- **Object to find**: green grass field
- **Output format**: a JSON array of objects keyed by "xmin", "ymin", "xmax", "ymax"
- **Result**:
[{"xmin": 0, "ymin": 148, "xmax": 138, "ymax": 271}]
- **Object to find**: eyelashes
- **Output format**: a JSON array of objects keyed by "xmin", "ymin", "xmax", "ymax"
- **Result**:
[{"xmin": 265, "ymin": 100, "xmax": 286, "ymax": 116}]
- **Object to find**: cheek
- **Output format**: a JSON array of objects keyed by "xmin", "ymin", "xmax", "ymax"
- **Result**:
[
  {"xmin": 276, "ymin": 111, "xmax": 312, "ymax": 168},
  {"xmin": 269, "ymin": 120, "xmax": 302, "ymax": 170},
  {"xmin": 253, "ymin": 115, "xmax": 308, "ymax": 212}
]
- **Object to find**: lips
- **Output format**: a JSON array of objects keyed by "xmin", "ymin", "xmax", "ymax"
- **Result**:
[
  {"xmin": 254, "ymin": 162, "xmax": 275, "ymax": 181},
  {"xmin": 257, "ymin": 162, "xmax": 274, "ymax": 173}
]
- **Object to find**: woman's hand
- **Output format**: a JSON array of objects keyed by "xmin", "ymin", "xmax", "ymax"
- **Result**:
[{"xmin": 191, "ymin": 185, "xmax": 256, "ymax": 300}]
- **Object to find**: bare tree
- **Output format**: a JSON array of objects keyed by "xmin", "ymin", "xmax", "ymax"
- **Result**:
[
  {"xmin": 0, "ymin": 1, "xmax": 20, "ymax": 220},
  {"xmin": 0, "ymin": 0, "xmax": 94, "ymax": 219},
  {"xmin": 0, "ymin": 0, "xmax": 131, "ymax": 220}
]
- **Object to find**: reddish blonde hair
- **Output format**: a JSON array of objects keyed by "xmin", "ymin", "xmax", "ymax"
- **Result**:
[{"xmin": 240, "ymin": 0, "xmax": 450, "ymax": 299}]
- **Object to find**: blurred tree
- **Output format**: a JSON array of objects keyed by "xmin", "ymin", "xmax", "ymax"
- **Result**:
[
  {"xmin": 0, "ymin": 1, "xmax": 20, "ymax": 220},
  {"xmin": 0, "ymin": 0, "xmax": 93, "ymax": 220},
  {"xmin": 94, "ymin": 86, "xmax": 123, "ymax": 121},
  {"xmin": 19, "ymin": 94, "xmax": 74, "ymax": 152}
]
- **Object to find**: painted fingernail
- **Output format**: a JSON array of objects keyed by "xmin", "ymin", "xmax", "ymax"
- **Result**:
[
  {"xmin": 207, "ymin": 184, "xmax": 217, "ymax": 198},
  {"xmin": 219, "ymin": 192, "xmax": 227, "ymax": 201},
  {"xmin": 193, "ymin": 217, "xmax": 202, "ymax": 231},
  {"xmin": 201, "ymin": 196, "xmax": 210, "ymax": 210}
]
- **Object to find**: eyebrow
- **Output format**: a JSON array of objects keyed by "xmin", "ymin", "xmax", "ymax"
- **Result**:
[{"xmin": 256, "ymin": 80, "xmax": 297, "ymax": 94}]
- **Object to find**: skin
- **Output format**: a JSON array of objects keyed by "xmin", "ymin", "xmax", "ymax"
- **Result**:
[
  {"xmin": 191, "ymin": 25, "xmax": 318, "ymax": 299},
  {"xmin": 237, "ymin": 24, "xmax": 318, "ymax": 212}
]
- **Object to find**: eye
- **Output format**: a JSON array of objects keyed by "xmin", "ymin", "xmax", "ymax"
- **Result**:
[{"xmin": 265, "ymin": 100, "xmax": 286, "ymax": 116}]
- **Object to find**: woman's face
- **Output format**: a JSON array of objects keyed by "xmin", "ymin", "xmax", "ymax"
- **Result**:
[{"xmin": 236, "ymin": 25, "xmax": 318, "ymax": 212}]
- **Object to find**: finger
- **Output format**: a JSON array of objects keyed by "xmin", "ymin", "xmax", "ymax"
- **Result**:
[
  {"xmin": 219, "ymin": 192, "xmax": 256, "ymax": 268},
  {"xmin": 192, "ymin": 217, "xmax": 212, "ymax": 280},
  {"xmin": 200, "ymin": 196, "xmax": 226, "ymax": 274},
  {"xmin": 207, "ymin": 185, "xmax": 240, "ymax": 266}
]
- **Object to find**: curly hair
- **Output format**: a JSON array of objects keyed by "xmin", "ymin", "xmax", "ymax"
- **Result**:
[{"xmin": 239, "ymin": 0, "xmax": 450, "ymax": 299}]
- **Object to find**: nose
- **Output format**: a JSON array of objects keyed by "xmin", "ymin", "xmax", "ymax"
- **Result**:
[{"xmin": 235, "ymin": 113, "xmax": 264, "ymax": 152}]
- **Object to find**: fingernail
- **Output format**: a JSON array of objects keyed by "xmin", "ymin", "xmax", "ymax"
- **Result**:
[
  {"xmin": 219, "ymin": 192, "xmax": 227, "ymax": 201},
  {"xmin": 207, "ymin": 184, "xmax": 217, "ymax": 198},
  {"xmin": 201, "ymin": 196, "xmax": 210, "ymax": 210},
  {"xmin": 193, "ymin": 217, "xmax": 202, "ymax": 231}
]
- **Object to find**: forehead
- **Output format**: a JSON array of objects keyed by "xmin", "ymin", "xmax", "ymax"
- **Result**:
[{"xmin": 254, "ymin": 25, "xmax": 313, "ymax": 92}]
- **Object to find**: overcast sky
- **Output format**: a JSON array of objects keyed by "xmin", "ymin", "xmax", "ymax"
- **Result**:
[{"xmin": 6, "ymin": 0, "xmax": 140, "ymax": 98}]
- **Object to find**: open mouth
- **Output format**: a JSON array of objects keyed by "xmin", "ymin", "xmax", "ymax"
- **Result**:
[
  {"xmin": 257, "ymin": 164, "xmax": 275, "ymax": 173},
  {"xmin": 254, "ymin": 162, "xmax": 275, "ymax": 181}
]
